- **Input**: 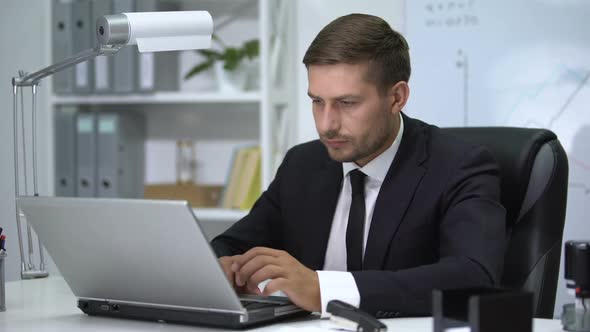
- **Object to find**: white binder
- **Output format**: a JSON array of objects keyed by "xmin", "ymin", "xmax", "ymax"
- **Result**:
[
  {"xmin": 76, "ymin": 111, "xmax": 96, "ymax": 197},
  {"xmin": 71, "ymin": 0, "xmax": 94, "ymax": 94},
  {"xmin": 91, "ymin": 0, "xmax": 113, "ymax": 94}
]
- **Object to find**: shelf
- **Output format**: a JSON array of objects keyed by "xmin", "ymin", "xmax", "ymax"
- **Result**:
[
  {"xmin": 193, "ymin": 207, "xmax": 248, "ymax": 223},
  {"xmin": 51, "ymin": 91, "xmax": 262, "ymax": 105}
]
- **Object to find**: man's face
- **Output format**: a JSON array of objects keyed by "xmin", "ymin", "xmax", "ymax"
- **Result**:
[{"xmin": 308, "ymin": 63, "xmax": 402, "ymax": 166}]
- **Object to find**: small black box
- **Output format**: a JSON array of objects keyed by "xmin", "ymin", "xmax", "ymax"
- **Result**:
[{"xmin": 433, "ymin": 288, "xmax": 533, "ymax": 332}]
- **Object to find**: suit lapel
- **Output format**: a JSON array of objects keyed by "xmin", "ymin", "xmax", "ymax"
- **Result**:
[
  {"xmin": 363, "ymin": 114, "xmax": 429, "ymax": 270},
  {"xmin": 301, "ymin": 157, "xmax": 343, "ymax": 270}
]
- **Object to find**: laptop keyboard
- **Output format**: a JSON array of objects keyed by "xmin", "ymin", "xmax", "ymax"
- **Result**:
[{"xmin": 241, "ymin": 300, "xmax": 284, "ymax": 310}]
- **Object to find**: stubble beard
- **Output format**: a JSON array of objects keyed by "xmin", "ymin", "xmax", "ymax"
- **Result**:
[{"xmin": 323, "ymin": 121, "xmax": 392, "ymax": 164}]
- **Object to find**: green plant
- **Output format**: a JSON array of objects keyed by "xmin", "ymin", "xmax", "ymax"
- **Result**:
[{"xmin": 184, "ymin": 36, "xmax": 259, "ymax": 80}]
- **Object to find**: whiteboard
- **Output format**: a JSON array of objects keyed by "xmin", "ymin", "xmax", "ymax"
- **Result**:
[{"xmin": 405, "ymin": 0, "xmax": 590, "ymax": 317}]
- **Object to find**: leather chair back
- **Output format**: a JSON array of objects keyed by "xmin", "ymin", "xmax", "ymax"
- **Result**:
[{"xmin": 441, "ymin": 127, "xmax": 569, "ymax": 318}]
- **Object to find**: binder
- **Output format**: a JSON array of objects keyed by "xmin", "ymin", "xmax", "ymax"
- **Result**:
[
  {"xmin": 54, "ymin": 107, "xmax": 78, "ymax": 197},
  {"xmin": 222, "ymin": 147, "xmax": 250, "ymax": 209},
  {"xmin": 135, "ymin": 0, "xmax": 181, "ymax": 93},
  {"xmin": 154, "ymin": 46, "xmax": 180, "ymax": 92},
  {"xmin": 240, "ymin": 148, "xmax": 262, "ymax": 210},
  {"xmin": 91, "ymin": 0, "xmax": 113, "ymax": 94},
  {"xmin": 71, "ymin": 0, "xmax": 94, "ymax": 94},
  {"xmin": 76, "ymin": 110, "xmax": 97, "ymax": 197},
  {"xmin": 97, "ymin": 111, "xmax": 145, "ymax": 198},
  {"xmin": 52, "ymin": 0, "xmax": 74, "ymax": 94},
  {"xmin": 137, "ymin": 51, "xmax": 155, "ymax": 93},
  {"xmin": 117, "ymin": 111, "xmax": 146, "ymax": 198},
  {"xmin": 97, "ymin": 112, "xmax": 118, "ymax": 197},
  {"xmin": 112, "ymin": 0, "xmax": 136, "ymax": 94},
  {"xmin": 221, "ymin": 146, "xmax": 261, "ymax": 209},
  {"xmin": 135, "ymin": 0, "xmax": 156, "ymax": 93}
]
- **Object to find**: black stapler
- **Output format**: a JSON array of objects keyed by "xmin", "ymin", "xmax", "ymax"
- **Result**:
[{"xmin": 327, "ymin": 300, "xmax": 387, "ymax": 332}]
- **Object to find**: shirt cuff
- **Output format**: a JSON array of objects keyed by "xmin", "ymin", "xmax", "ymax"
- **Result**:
[{"xmin": 316, "ymin": 271, "xmax": 361, "ymax": 318}]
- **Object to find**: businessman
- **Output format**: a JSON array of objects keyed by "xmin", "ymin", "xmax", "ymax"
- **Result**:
[{"xmin": 211, "ymin": 13, "xmax": 506, "ymax": 318}]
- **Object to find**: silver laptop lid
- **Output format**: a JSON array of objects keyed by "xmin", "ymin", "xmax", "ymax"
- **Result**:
[{"xmin": 17, "ymin": 196, "xmax": 244, "ymax": 314}]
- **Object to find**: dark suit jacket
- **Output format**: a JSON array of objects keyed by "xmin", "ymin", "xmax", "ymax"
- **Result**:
[{"xmin": 211, "ymin": 113, "xmax": 506, "ymax": 318}]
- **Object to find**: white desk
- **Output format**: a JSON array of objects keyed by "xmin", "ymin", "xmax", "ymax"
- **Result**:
[{"xmin": 0, "ymin": 277, "xmax": 564, "ymax": 331}]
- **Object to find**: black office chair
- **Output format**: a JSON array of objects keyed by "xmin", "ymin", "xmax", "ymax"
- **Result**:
[{"xmin": 440, "ymin": 127, "xmax": 569, "ymax": 318}]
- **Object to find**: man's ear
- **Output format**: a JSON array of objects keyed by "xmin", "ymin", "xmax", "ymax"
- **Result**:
[{"xmin": 388, "ymin": 81, "xmax": 410, "ymax": 113}]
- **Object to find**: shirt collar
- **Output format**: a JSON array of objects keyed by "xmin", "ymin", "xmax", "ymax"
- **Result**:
[{"xmin": 342, "ymin": 112, "xmax": 404, "ymax": 183}]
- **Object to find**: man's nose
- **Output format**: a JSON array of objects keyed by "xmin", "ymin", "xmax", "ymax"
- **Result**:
[{"xmin": 318, "ymin": 104, "xmax": 340, "ymax": 134}]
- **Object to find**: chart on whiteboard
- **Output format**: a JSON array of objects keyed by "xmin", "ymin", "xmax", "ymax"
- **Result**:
[{"xmin": 405, "ymin": 0, "xmax": 590, "ymax": 316}]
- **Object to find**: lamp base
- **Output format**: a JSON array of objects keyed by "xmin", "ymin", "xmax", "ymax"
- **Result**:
[{"xmin": 21, "ymin": 269, "xmax": 49, "ymax": 279}]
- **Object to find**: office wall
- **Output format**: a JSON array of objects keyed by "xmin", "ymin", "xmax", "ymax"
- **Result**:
[
  {"xmin": 294, "ymin": 0, "xmax": 405, "ymax": 143},
  {"xmin": 1, "ymin": 1, "xmax": 57, "ymax": 281},
  {"xmin": 404, "ymin": 0, "xmax": 590, "ymax": 317}
]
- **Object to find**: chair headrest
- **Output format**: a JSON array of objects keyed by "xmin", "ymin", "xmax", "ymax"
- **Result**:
[{"xmin": 440, "ymin": 127, "xmax": 557, "ymax": 227}]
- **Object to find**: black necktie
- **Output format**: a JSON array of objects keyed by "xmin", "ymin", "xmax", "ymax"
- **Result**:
[{"xmin": 346, "ymin": 169, "xmax": 366, "ymax": 271}]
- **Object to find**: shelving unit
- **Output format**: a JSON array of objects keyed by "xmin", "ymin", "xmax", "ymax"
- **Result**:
[
  {"xmin": 51, "ymin": 92, "xmax": 261, "ymax": 105},
  {"xmin": 44, "ymin": 0, "xmax": 297, "ymax": 224},
  {"xmin": 193, "ymin": 208, "xmax": 248, "ymax": 223}
]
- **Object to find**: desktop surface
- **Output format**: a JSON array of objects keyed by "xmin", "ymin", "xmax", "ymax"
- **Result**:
[{"xmin": 0, "ymin": 277, "xmax": 564, "ymax": 332}]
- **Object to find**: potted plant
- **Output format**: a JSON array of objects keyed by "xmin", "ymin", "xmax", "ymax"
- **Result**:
[{"xmin": 184, "ymin": 36, "xmax": 260, "ymax": 92}]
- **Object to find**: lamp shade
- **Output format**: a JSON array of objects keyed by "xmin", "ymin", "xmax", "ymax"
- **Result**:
[{"xmin": 96, "ymin": 11, "xmax": 213, "ymax": 52}]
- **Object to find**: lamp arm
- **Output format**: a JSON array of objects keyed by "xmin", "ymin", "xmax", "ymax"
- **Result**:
[
  {"xmin": 12, "ymin": 44, "xmax": 123, "ymax": 87},
  {"xmin": 10, "ymin": 43, "xmax": 122, "ymax": 279}
]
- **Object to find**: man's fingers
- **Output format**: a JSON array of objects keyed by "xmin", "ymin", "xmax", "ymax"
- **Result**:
[
  {"xmin": 225, "ymin": 269, "xmax": 234, "ymax": 285},
  {"xmin": 245, "ymin": 264, "xmax": 284, "ymax": 291},
  {"xmin": 244, "ymin": 282, "xmax": 263, "ymax": 295},
  {"xmin": 232, "ymin": 247, "xmax": 292, "ymax": 286},
  {"xmin": 262, "ymin": 277, "xmax": 289, "ymax": 297},
  {"xmin": 235, "ymin": 254, "xmax": 279, "ymax": 286},
  {"xmin": 234, "ymin": 247, "xmax": 286, "ymax": 267},
  {"xmin": 219, "ymin": 256, "xmax": 236, "ymax": 286},
  {"xmin": 224, "ymin": 265, "xmax": 235, "ymax": 284}
]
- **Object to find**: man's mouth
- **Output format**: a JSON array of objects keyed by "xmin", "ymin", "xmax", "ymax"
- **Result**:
[{"xmin": 323, "ymin": 138, "xmax": 348, "ymax": 148}]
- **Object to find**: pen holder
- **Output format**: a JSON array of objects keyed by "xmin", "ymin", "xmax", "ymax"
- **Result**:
[
  {"xmin": 432, "ymin": 288, "xmax": 533, "ymax": 332},
  {"xmin": 0, "ymin": 251, "xmax": 6, "ymax": 312}
]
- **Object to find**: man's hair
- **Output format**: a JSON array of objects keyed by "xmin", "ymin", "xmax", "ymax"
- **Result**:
[{"xmin": 302, "ymin": 13, "xmax": 411, "ymax": 95}]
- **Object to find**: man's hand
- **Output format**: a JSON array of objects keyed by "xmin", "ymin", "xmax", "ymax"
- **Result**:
[
  {"xmin": 219, "ymin": 255, "xmax": 268, "ymax": 295},
  {"xmin": 218, "ymin": 255, "xmax": 249, "ymax": 294},
  {"xmin": 230, "ymin": 247, "xmax": 321, "ymax": 312}
]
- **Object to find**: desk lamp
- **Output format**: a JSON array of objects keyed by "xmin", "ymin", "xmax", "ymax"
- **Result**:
[{"xmin": 11, "ymin": 11, "xmax": 213, "ymax": 279}]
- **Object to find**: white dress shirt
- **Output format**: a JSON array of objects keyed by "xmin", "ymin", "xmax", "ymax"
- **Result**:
[{"xmin": 316, "ymin": 113, "xmax": 404, "ymax": 317}]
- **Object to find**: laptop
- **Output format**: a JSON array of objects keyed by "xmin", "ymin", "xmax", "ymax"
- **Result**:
[{"xmin": 17, "ymin": 196, "xmax": 309, "ymax": 329}]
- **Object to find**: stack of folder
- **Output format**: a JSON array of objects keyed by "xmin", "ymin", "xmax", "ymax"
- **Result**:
[
  {"xmin": 54, "ymin": 107, "xmax": 146, "ymax": 198},
  {"xmin": 52, "ymin": 0, "xmax": 179, "ymax": 95},
  {"xmin": 222, "ymin": 146, "xmax": 262, "ymax": 210}
]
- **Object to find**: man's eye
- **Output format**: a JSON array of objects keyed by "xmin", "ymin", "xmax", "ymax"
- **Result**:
[
  {"xmin": 339, "ymin": 101, "xmax": 356, "ymax": 107},
  {"xmin": 312, "ymin": 99, "xmax": 322, "ymax": 104}
]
